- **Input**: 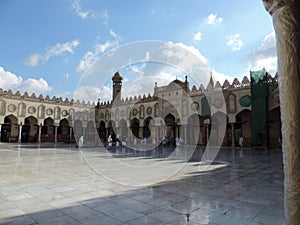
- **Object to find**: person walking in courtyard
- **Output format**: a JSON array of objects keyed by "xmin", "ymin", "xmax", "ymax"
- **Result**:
[
  {"xmin": 107, "ymin": 135, "xmax": 112, "ymax": 150},
  {"xmin": 239, "ymin": 136, "xmax": 243, "ymax": 148}
]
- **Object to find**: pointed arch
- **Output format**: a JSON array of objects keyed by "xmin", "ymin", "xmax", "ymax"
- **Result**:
[
  {"xmin": 57, "ymin": 118, "xmax": 69, "ymax": 142},
  {"xmin": 1, "ymin": 115, "xmax": 18, "ymax": 142},
  {"xmin": 41, "ymin": 117, "xmax": 54, "ymax": 142},
  {"xmin": 22, "ymin": 116, "xmax": 38, "ymax": 142},
  {"xmin": 130, "ymin": 118, "xmax": 140, "ymax": 140},
  {"xmin": 236, "ymin": 109, "xmax": 252, "ymax": 147}
]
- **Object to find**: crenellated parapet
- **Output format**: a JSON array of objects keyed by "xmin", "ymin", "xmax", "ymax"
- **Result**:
[
  {"xmin": 0, "ymin": 89, "xmax": 96, "ymax": 107},
  {"xmin": 96, "ymin": 92, "xmax": 157, "ymax": 108},
  {"xmin": 189, "ymin": 73, "xmax": 278, "ymax": 96}
]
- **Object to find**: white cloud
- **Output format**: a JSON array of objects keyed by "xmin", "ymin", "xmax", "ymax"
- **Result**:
[
  {"xmin": 25, "ymin": 39, "xmax": 79, "ymax": 66},
  {"xmin": 72, "ymin": 0, "xmax": 95, "ymax": 20},
  {"xmin": 193, "ymin": 31, "xmax": 202, "ymax": 41},
  {"xmin": 76, "ymin": 51, "xmax": 95, "ymax": 73},
  {"xmin": 99, "ymin": 86, "xmax": 112, "ymax": 101},
  {"xmin": 162, "ymin": 42, "xmax": 208, "ymax": 65},
  {"xmin": 226, "ymin": 33, "xmax": 243, "ymax": 51},
  {"xmin": 76, "ymin": 31, "xmax": 120, "ymax": 73},
  {"xmin": 77, "ymin": 41, "xmax": 231, "ymax": 102},
  {"xmin": 205, "ymin": 13, "xmax": 223, "ymax": 25},
  {"xmin": 101, "ymin": 9, "xmax": 109, "ymax": 24},
  {"xmin": 96, "ymin": 40, "xmax": 114, "ymax": 53},
  {"xmin": 122, "ymin": 73, "xmax": 175, "ymax": 99},
  {"xmin": 24, "ymin": 54, "xmax": 40, "ymax": 66},
  {"xmin": 73, "ymin": 85, "xmax": 101, "ymax": 102},
  {"xmin": 43, "ymin": 40, "xmax": 79, "ymax": 62},
  {"xmin": 0, "ymin": 66, "xmax": 52, "ymax": 94},
  {"xmin": 19, "ymin": 78, "xmax": 52, "ymax": 94},
  {"xmin": 211, "ymin": 70, "xmax": 235, "ymax": 84},
  {"xmin": 109, "ymin": 29, "xmax": 117, "ymax": 38},
  {"xmin": 248, "ymin": 32, "xmax": 277, "ymax": 74}
]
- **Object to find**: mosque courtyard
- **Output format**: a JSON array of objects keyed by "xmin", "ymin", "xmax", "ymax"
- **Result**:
[{"xmin": 0, "ymin": 143, "xmax": 284, "ymax": 225}]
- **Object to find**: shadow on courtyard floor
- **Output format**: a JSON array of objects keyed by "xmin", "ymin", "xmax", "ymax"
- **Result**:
[{"xmin": 0, "ymin": 145, "xmax": 284, "ymax": 225}]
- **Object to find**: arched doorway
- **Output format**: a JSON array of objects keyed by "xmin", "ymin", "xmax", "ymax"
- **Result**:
[
  {"xmin": 98, "ymin": 120, "xmax": 106, "ymax": 143},
  {"xmin": 57, "ymin": 119, "xmax": 69, "ymax": 142},
  {"xmin": 118, "ymin": 119, "xmax": 128, "ymax": 142},
  {"xmin": 22, "ymin": 116, "xmax": 38, "ymax": 142},
  {"xmin": 86, "ymin": 120, "xmax": 96, "ymax": 142},
  {"xmin": 130, "ymin": 118, "xmax": 140, "ymax": 141},
  {"xmin": 143, "ymin": 117, "xmax": 153, "ymax": 140},
  {"xmin": 164, "ymin": 113, "xmax": 176, "ymax": 146},
  {"xmin": 236, "ymin": 109, "xmax": 252, "ymax": 147},
  {"xmin": 74, "ymin": 120, "xmax": 83, "ymax": 143},
  {"xmin": 41, "ymin": 117, "xmax": 54, "ymax": 142},
  {"xmin": 1, "ymin": 115, "xmax": 18, "ymax": 142}
]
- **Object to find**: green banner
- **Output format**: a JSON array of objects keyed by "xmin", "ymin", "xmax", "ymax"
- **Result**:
[
  {"xmin": 250, "ymin": 69, "xmax": 268, "ymax": 146},
  {"xmin": 201, "ymin": 96, "xmax": 210, "ymax": 119}
]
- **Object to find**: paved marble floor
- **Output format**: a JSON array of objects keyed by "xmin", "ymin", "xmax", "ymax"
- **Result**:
[{"xmin": 0, "ymin": 143, "xmax": 284, "ymax": 225}]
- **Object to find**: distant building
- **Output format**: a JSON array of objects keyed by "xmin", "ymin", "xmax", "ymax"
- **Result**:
[
  {"xmin": 0, "ymin": 71, "xmax": 281, "ymax": 148},
  {"xmin": 0, "ymin": 90, "xmax": 94, "ymax": 143},
  {"xmin": 95, "ymin": 72, "xmax": 281, "ymax": 148}
]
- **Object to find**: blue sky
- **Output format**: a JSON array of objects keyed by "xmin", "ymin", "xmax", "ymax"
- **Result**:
[{"xmin": 0, "ymin": 0, "xmax": 276, "ymax": 102}]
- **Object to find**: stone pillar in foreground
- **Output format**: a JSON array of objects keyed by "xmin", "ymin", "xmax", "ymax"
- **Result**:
[
  {"xmin": 38, "ymin": 125, "xmax": 42, "ymax": 143},
  {"xmin": 262, "ymin": 0, "xmax": 300, "ymax": 224},
  {"xmin": 54, "ymin": 126, "xmax": 58, "ymax": 143},
  {"xmin": 18, "ymin": 124, "xmax": 22, "ymax": 143},
  {"xmin": 231, "ymin": 123, "xmax": 235, "ymax": 148}
]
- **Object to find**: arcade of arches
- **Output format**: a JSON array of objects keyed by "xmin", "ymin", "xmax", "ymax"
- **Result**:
[{"xmin": 0, "ymin": 74, "xmax": 282, "ymax": 148}]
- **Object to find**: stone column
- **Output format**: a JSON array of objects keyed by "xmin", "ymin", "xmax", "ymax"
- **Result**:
[
  {"xmin": 262, "ymin": 1, "xmax": 300, "ymax": 224},
  {"xmin": 156, "ymin": 126, "xmax": 159, "ymax": 145},
  {"xmin": 83, "ymin": 127, "xmax": 86, "ymax": 138},
  {"xmin": 231, "ymin": 123, "xmax": 235, "ymax": 147},
  {"xmin": 38, "ymin": 125, "xmax": 42, "ymax": 143},
  {"xmin": 69, "ymin": 127, "xmax": 73, "ymax": 142},
  {"xmin": 54, "ymin": 126, "xmax": 58, "ymax": 143},
  {"xmin": 184, "ymin": 125, "xmax": 187, "ymax": 145},
  {"xmin": 18, "ymin": 124, "xmax": 22, "ymax": 143},
  {"xmin": 205, "ymin": 125, "xmax": 209, "ymax": 144}
]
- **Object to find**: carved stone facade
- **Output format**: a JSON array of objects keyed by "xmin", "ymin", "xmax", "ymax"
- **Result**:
[
  {"xmin": 0, "ymin": 89, "xmax": 94, "ymax": 143},
  {"xmin": 0, "ymin": 72, "xmax": 281, "ymax": 147},
  {"xmin": 95, "ymin": 72, "xmax": 281, "ymax": 148}
]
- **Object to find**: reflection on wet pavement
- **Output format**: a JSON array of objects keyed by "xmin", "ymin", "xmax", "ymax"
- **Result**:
[{"xmin": 0, "ymin": 143, "xmax": 284, "ymax": 225}]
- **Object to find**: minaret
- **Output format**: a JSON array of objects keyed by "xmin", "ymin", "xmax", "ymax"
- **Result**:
[{"xmin": 112, "ymin": 71, "xmax": 123, "ymax": 103}]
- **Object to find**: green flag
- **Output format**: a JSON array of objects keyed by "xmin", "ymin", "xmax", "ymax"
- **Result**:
[
  {"xmin": 250, "ymin": 69, "xmax": 265, "ymax": 84},
  {"xmin": 250, "ymin": 69, "xmax": 268, "ymax": 147}
]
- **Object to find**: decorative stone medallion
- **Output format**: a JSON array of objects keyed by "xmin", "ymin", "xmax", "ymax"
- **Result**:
[
  {"xmin": 62, "ymin": 110, "xmax": 68, "ymax": 116},
  {"xmin": 46, "ymin": 108, "xmax": 53, "ymax": 115},
  {"xmin": 132, "ymin": 108, "xmax": 138, "ymax": 116},
  {"xmin": 146, "ymin": 107, "xmax": 152, "ymax": 115},
  {"xmin": 28, "ymin": 106, "xmax": 36, "ymax": 114},
  {"xmin": 191, "ymin": 102, "xmax": 199, "ymax": 111},
  {"xmin": 8, "ymin": 104, "xmax": 16, "ymax": 112}
]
